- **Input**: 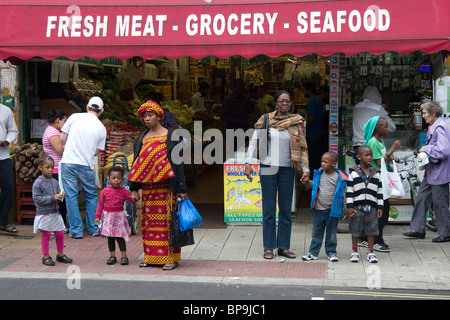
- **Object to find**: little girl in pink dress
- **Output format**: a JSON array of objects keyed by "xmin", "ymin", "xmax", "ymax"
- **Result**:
[{"xmin": 95, "ymin": 166, "xmax": 135, "ymax": 265}]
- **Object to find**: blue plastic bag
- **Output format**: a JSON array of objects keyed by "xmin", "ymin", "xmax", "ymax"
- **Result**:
[{"xmin": 179, "ymin": 196, "xmax": 202, "ymax": 232}]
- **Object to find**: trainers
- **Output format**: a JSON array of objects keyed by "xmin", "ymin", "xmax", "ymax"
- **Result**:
[
  {"xmin": 350, "ymin": 252, "xmax": 359, "ymax": 263},
  {"xmin": 358, "ymin": 241, "xmax": 368, "ymax": 248},
  {"xmin": 328, "ymin": 253, "xmax": 339, "ymax": 262},
  {"xmin": 374, "ymin": 243, "xmax": 390, "ymax": 252},
  {"xmin": 367, "ymin": 252, "xmax": 378, "ymax": 263},
  {"xmin": 302, "ymin": 253, "xmax": 318, "ymax": 261}
]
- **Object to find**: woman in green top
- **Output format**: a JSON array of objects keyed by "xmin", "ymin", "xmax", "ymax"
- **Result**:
[{"xmin": 362, "ymin": 116, "xmax": 401, "ymax": 252}]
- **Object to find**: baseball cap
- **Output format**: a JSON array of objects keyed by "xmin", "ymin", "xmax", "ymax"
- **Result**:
[{"xmin": 87, "ymin": 96, "xmax": 104, "ymax": 110}]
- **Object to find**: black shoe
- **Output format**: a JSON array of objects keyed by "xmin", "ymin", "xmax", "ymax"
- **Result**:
[
  {"xmin": 107, "ymin": 256, "xmax": 117, "ymax": 265},
  {"xmin": 403, "ymin": 231, "xmax": 425, "ymax": 239},
  {"xmin": 121, "ymin": 257, "xmax": 129, "ymax": 265},
  {"xmin": 56, "ymin": 254, "xmax": 73, "ymax": 263},
  {"xmin": 42, "ymin": 257, "xmax": 55, "ymax": 266},
  {"xmin": 432, "ymin": 236, "xmax": 450, "ymax": 243}
]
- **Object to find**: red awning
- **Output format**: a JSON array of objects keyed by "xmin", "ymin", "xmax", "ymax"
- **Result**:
[{"xmin": 1, "ymin": 0, "xmax": 449, "ymax": 60}]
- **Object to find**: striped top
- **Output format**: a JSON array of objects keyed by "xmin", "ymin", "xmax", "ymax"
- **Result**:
[
  {"xmin": 346, "ymin": 165, "xmax": 384, "ymax": 211},
  {"xmin": 315, "ymin": 170, "xmax": 338, "ymax": 210},
  {"xmin": 42, "ymin": 125, "xmax": 62, "ymax": 174}
]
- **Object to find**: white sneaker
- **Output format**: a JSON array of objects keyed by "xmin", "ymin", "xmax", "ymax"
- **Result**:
[
  {"xmin": 328, "ymin": 254, "xmax": 339, "ymax": 262},
  {"xmin": 350, "ymin": 252, "xmax": 359, "ymax": 263},
  {"xmin": 302, "ymin": 253, "xmax": 318, "ymax": 261},
  {"xmin": 367, "ymin": 252, "xmax": 378, "ymax": 263}
]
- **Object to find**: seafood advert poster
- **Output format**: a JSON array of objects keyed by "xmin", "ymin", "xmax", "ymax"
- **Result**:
[{"xmin": 223, "ymin": 163, "xmax": 278, "ymax": 223}]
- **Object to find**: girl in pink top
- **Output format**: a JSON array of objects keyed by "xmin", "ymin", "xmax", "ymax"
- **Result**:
[{"xmin": 95, "ymin": 166, "xmax": 136, "ymax": 265}]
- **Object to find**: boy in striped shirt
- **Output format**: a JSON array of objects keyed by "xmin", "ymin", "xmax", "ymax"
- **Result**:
[{"xmin": 346, "ymin": 146, "xmax": 384, "ymax": 263}]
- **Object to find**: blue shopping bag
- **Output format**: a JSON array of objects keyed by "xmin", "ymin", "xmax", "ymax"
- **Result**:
[{"xmin": 179, "ymin": 196, "xmax": 202, "ymax": 232}]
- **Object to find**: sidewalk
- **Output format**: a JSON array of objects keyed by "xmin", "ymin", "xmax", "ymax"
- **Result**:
[{"xmin": 0, "ymin": 210, "xmax": 449, "ymax": 291}]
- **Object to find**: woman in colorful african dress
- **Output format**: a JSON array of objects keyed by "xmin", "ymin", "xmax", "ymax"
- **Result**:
[{"xmin": 128, "ymin": 100, "xmax": 188, "ymax": 270}]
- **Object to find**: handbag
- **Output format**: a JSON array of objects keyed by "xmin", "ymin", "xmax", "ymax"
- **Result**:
[
  {"xmin": 169, "ymin": 208, "xmax": 195, "ymax": 247},
  {"xmin": 426, "ymin": 125, "xmax": 443, "ymax": 165},
  {"xmin": 256, "ymin": 113, "xmax": 270, "ymax": 160},
  {"xmin": 179, "ymin": 196, "xmax": 202, "ymax": 232},
  {"xmin": 380, "ymin": 158, "xmax": 405, "ymax": 200}
]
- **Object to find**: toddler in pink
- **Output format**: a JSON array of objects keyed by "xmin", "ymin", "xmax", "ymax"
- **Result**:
[{"xmin": 95, "ymin": 166, "xmax": 136, "ymax": 265}]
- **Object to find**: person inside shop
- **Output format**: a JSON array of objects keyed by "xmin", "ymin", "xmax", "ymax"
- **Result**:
[
  {"xmin": 128, "ymin": 100, "xmax": 187, "ymax": 270},
  {"xmin": 0, "ymin": 103, "xmax": 19, "ymax": 234},
  {"xmin": 244, "ymin": 90, "xmax": 310, "ymax": 260},
  {"xmin": 144, "ymin": 92, "xmax": 179, "ymax": 131},
  {"xmin": 254, "ymin": 85, "xmax": 274, "ymax": 117},
  {"xmin": 352, "ymin": 86, "xmax": 396, "ymax": 162},
  {"xmin": 220, "ymin": 78, "xmax": 254, "ymax": 131},
  {"xmin": 60, "ymin": 96, "xmax": 107, "ymax": 239},
  {"xmin": 363, "ymin": 116, "xmax": 401, "ymax": 253},
  {"xmin": 220, "ymin": 78, "xmax": 255, "ymax": 152},
  {"xmin": 42, "ymin": 109, "xmax": 68, "ymax": 232},
  {"xmin": 305, "ymin": 82, "xmax": 326, "ymax": 175},
  {"xmin": 190, "ymin": 81, "xmax": 210, "ymax": 113},
  {"xmin": 403, "ymin": 101, "xmax": 450, "ymax": 242}
]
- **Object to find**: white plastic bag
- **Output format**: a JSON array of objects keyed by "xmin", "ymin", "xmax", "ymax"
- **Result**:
[{"xmin": 380, "ymin": 158, "xmax": 405, "ymax": 200}]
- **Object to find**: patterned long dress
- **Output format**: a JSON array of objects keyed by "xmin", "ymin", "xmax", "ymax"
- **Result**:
[{"xmin": 128, "ymin": 135, "xmax": 180, "ymax": 265}]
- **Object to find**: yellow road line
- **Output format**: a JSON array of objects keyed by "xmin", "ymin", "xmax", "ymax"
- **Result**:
[{"xmin": 324, "ymin": 290, "xmax": 450, "ymax": 300}]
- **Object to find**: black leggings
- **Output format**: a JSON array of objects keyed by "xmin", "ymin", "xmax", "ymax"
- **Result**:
[{"xmin": 108, "ymin": 237, "xmax": 126, "ymax": 252}]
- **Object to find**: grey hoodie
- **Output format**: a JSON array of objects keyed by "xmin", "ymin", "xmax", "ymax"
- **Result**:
[{"xmin": 32, "ymin": 176, "xmax": 61, "ymax": 215}]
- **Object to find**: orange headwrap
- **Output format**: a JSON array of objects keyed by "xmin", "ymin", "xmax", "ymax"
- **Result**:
[{"xmin": 137, "ymin": 100, "xmax": 164, "ymax": 120}]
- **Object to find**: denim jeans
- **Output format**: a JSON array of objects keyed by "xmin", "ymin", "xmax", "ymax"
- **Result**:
[
  {"xmin": 260, "ymin": 165, "xmax": 295, "ymax": 250},
  {"xmin": 308, "ymin": 209, "xmax": 339, "ymax": 256},
  {"xmin": 61, "ymin": 163, "xmax": 98, "ymax": 236}
]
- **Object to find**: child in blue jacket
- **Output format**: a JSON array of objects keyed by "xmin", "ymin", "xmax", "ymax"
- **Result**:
[{"xmin": 302, "ymin": 151, "xmax": 348, "ymax": 262}]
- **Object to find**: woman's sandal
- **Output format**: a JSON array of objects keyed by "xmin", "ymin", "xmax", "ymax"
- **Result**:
[
  {"xmin": 106, "ymin": 256, "xmax": 117, "ymax": 265},
  {"xmin": 278, "ymin": 249, "xmax": 296, "ymax": 259},
  {"xmin": 121, "ymin": 257, "xmax": 129, "ymax": 265},
  {"xmin": 263, "ymin": 250, "xmax": 274, "ymax": 259},
  {"xmin": 162, "ymin": 262, "xmax": 179, "ymax": 270}
]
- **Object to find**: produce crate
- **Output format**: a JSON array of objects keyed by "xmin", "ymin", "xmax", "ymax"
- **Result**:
[{"xmin": 15, "ymin": 173, "xmax": 36, "ymax": 224}]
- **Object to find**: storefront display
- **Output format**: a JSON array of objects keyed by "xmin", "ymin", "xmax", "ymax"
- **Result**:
[{"xmin": 1, "ymin": 0, "xmax": 449, "ymax": 226}]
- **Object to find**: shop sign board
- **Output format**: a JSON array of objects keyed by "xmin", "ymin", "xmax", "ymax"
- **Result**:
[{"xmin": 0, "ymin": 0, "xmax": 449, "ymax": 59}]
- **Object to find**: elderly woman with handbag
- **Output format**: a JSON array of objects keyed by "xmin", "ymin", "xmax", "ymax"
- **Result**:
[
  {"xmin": 128, "ymin": 101, "xmax": 187, "ymax": 270},
  {"xmin": 403, "ymin": 101, "xmax": 450, "ymax": 242},
  {"xmin": 244, "ymin": 90, "xmax": 310, "ymax": 260}
]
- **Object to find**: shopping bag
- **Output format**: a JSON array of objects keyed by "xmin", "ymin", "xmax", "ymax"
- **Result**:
[
  {"xmin": 179, "ymin": 196, "xmax": 202, "ymax": 232},
  {"xmin": 169, "ymin": 209, "xmax": 195, "ymax": 247},
  {"xmin": 380, "ymin": 158, "xmax": 405, "ymax": 200}
]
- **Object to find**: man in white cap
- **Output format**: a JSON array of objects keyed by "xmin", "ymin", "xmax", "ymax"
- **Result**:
[{"xmin": 60, "ymin": 96, "xmax": 107, "ymax": 239}]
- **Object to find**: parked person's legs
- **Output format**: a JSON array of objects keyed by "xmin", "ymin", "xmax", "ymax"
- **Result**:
[
  {"xmin": 0, "ymin": 158, "xmax": 15, "ymax": 228},
  {"xmin": 432, "ymin": 182, "xmax": 450, "ymax": 238},
  {"xmin": 409, "ymin": 175, "xmax": 433, "ymax": 234},
  {"xmin": 61, "ymin": 163, "xmax": 84, "ymax": 237},
  {"xmin": 77, "ymin": 165, "xmax": 99, "ymax": 234},
  {"xmin": 276, "ymin": 166, "xmax": 295, "ymax": 251},
  {"xmin": 260, "ymin": 165, "xmax": 278, "ymax": 251}
]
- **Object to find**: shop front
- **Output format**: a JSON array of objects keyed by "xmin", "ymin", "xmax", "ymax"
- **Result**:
[{"xmin": 1, "ymin": 0, "xmax": 449, "ymax": 224}]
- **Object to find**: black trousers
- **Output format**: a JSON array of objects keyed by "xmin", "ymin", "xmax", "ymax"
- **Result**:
[
  {"xmin": 0, "ymin": 158, "xmax": 15, "ymax": 226},
  {"xmin": 108, "ymin": 237, "xmax": 126, "ymax": 252}
]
